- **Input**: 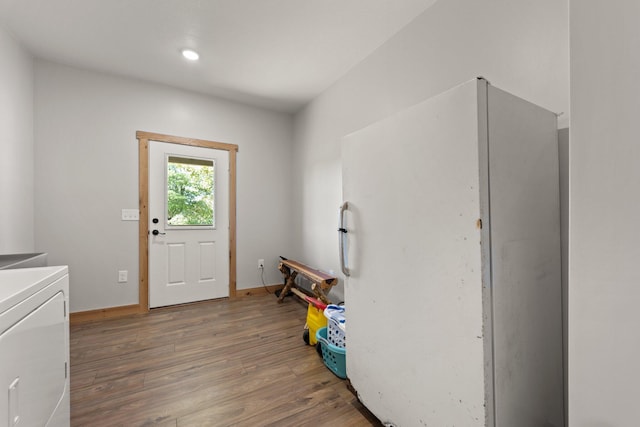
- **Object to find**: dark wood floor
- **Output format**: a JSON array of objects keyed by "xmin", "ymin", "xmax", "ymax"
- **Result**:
[{"xmin": 70, "ymin": 293, "xmax": 382, "ymax": 426}]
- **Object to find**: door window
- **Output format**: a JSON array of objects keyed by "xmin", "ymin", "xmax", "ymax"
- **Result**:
[{"xmin": 166, "ymin": 155, "xmax": 215, "ymax": 227}]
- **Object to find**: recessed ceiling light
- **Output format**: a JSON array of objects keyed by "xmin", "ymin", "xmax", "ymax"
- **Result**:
[{"xmin": 181, "ymin": 49, "xmax": 199, "ymax": 61}]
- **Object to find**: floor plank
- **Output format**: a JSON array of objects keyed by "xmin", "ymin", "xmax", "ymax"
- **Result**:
[{"xmin": 70, "ymin": 294, "xmax": 382, "ymax": 426}]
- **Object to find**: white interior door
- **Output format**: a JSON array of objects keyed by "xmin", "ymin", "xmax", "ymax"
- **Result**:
[{"xmin": 149, "ymin": 140, "xmax": 229, "ymax": 308}]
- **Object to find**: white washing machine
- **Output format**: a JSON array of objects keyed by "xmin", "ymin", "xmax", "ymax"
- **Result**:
[{"xmin": 0, "ymin": 266, "xmax": 70, "ymax": 427}]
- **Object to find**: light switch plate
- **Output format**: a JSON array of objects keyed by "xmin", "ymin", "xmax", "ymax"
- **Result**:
[
  {"xmin": 121, "ymin": 209, "xmax": 139, "ymax": 221},
  {"xmin": 118, "ymin": 270, "xmax": 128, "ymax": 283}
]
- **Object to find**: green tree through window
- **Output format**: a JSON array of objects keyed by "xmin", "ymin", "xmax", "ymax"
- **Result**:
[{"xmin": 167, "ymin": 156, "xmax": 214, "ymax": 226}]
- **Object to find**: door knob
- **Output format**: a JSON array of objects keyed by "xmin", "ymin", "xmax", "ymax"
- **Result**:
[{"xmin": 152, "ymin": 230, "xmax": 166, "ymax": 236}]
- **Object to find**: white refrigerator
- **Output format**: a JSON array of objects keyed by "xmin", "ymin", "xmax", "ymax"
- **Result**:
[{"xmin": 340, "ymin": 78, "xmax": 563, "ymax": 427}]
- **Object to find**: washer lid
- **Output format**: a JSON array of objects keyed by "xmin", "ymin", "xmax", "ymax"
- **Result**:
[{"xmin": 0, "ymin": 266, "xmax": 68, "ymax": 314}]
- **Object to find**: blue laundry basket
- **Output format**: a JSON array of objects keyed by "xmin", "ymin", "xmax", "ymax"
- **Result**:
[{"xmin": 316, "ymin": 327, "xmax": 347, "ymax": 379}]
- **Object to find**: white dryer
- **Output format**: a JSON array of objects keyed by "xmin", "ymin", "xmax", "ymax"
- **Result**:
[{"xmin": 0, "ymin": 266, "xmax": 70, "ymax": 427}]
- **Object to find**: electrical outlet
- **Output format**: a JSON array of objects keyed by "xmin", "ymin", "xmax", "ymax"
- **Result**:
[
  {"xmin": 258, "ymin": 259, "xmax": 265, "ymax": 269},
  {"xmin": 118, "ymin": 270, "xmax": 128, "ymax": 283}
]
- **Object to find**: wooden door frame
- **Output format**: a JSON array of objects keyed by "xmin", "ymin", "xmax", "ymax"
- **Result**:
[{"xmin": 137, "ymin": 131, "xmax": 239, "ymax": 312}]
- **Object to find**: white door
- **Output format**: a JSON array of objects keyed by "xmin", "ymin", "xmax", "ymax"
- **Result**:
[{"xmin": 149, "ymin": 141, "xmax": 229, "ymax": 308}]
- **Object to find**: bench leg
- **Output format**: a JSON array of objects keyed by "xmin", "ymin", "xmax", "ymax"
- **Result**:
[
  {"xmin": 278, "ymin": 270, "xmax": 298, "ymax": 303},
  {"xmin": 311, "ymin": 283, "xmax": 331, "ymax": 305}
]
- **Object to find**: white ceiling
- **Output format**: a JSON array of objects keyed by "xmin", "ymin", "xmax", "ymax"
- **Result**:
[{"xmin": 0, "ymin": 0, "xmax": 436, "ymax": 112}]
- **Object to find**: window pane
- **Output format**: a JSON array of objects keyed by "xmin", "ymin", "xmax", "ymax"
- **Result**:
[{"xmin": 166, "ymin": 156, "xmax": 215, "ymax": 226}]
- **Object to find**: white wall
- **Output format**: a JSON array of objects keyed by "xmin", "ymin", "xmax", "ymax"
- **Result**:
[
  {"xmin": 569, "ymin": 1, "xmax": 640, "ymax": 425},
  {"xmin": 34, "ymin": 61, "xmax": 293, "ymax": 312},
  {"xmin": 0, "ymin": 26, "xmax": 34, "ymax": 253},
  {"xmin": 292, "ymin": 0, "xmax": 569, "ymax": 301}
]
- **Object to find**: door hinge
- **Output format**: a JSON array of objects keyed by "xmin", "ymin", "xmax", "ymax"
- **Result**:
[
  {"xmin": 65, "ymin": 362, "xmax": 68, "ymax": 379},
  {"xmin": 64, "ymin": 301, "xmax": 67, "ymax": 318}
]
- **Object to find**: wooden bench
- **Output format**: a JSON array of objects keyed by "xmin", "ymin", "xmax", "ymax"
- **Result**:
[{"xmin": 277, "ymin": 258, "xmax": 337, "ymax": 305}]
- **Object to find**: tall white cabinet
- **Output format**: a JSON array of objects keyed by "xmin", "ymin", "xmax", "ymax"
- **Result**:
[{"xmin": 341, "ymin": 79, "xmax": 563, "ymax": 426}]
